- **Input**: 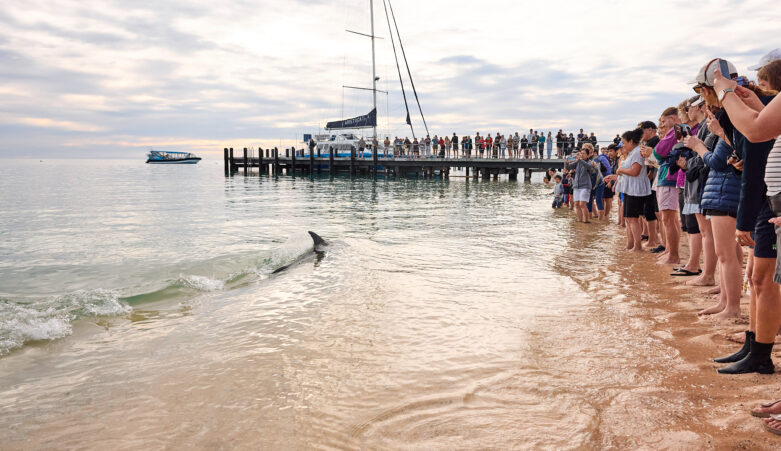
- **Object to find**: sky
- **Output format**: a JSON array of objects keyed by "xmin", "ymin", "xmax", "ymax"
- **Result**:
[{"xmin": 0, "ymin": 0, "xmax": 779, "ymax": 158}]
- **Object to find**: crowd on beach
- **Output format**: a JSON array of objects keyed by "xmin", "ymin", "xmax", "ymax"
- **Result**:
[
  {"xmin": 545, "ymin": 49, "xmax": 781, "ymax": 436},
  {"xmin": 373, "ymin": 129, "xmax": 608, "ymax": 159}
]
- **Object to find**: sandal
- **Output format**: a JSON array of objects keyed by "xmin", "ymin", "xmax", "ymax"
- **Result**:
[
  {"xmin": 670, "ymin": 269, "xmax": 702, "ymax": 277},
  {"xmin": 752, "ymin": 399, "xmax": 781, "ymax": 418}
]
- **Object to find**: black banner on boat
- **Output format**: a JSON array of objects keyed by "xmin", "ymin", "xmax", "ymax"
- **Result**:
[{"xmin": 326, "ymin": 108, "xmax": 377, "ymax": 130}]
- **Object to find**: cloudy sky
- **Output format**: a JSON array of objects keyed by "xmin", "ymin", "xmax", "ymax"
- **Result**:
[{"xmin": 0, "ymin": 0, "xmax": 778, "ymax": 158}]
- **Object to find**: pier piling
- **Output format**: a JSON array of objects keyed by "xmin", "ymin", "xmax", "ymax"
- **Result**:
[{"xmin": 223, "ymin": 148, "xmax": 229, "ymax": 176}]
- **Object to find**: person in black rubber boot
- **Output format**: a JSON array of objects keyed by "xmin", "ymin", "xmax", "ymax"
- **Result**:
[
  {"xmin": 714, "ymin": 331, "xmax": 754, "ymax": 363},
  {"xmin": 717, "ymin": 338, "xmax": 775, "ymax": 374}
]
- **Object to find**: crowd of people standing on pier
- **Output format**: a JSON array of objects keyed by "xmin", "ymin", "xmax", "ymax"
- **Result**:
[
  {"xmin": 373, "ymin": 129, "xmax": 605, "ymax": 159},
  {"xmin": 546, "ymin": 49, "xmax": 781, "ymax": 437}
]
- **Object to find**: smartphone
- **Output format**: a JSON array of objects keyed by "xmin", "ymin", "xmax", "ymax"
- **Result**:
[
  {"xmin": 718, "ymin": 58, "xmax": 731, "ymax": 78},
  {"xmin": 735, "ymin": 76, "xmax": 748, "ymax": 86},
  {"xmin": 680, "ymin": 124, "xmax": 691, "ymax": 138},
  {"xmin": 674, "ymin": 124, "xmax": 683, "ymax": 140}
]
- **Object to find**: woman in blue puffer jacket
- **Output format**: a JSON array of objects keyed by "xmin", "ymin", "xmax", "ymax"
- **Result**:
[{"xmin": 686, "ymin": 133, "xmax": 742, "ymax": 321}]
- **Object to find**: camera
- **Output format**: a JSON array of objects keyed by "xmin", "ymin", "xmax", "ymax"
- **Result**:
[{"xmin": 674, "ymin": 124, "xmax": 691, "ymax": 140}]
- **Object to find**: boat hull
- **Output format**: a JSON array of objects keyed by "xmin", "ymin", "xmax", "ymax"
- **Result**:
[{"xmin": 146, "ymin": 158, "xmax": 201, "ymax": 164}]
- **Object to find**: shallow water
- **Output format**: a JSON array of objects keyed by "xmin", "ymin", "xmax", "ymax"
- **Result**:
[{"xmin": 0, "ymin": 159, "xmax": 742, "ymax": 449}]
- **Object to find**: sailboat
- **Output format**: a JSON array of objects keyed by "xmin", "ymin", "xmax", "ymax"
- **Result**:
[{"xmin": 311, "ymin": 0, "xmax": 427, "ymax": 158}]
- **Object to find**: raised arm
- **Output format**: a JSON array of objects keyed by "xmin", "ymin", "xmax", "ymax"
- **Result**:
[{"xmin": 714, "ymin": 70, "xmax": 781, "ymax": 142}]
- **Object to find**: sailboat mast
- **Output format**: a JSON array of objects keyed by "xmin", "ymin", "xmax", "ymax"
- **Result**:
[{"xmin": 370, "ymin": 0, "xmax": 377, "ymax": 141}]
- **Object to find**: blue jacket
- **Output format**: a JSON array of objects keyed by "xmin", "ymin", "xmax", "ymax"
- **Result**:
[
  {"xmin": 731, "ymin": 95, "xmax": 776, "ymax": 231},
  {"xmin": 700, "ymin": 139, "xmax": 741, "ymax": 215}
]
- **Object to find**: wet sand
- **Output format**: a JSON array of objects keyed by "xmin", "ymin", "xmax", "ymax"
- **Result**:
[{"xmin": 562, "ymin": 223, "xmax": 781, "ymax": 450}]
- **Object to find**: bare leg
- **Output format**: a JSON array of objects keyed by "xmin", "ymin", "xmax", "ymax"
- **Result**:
[
  {"xmin": 658, "ymin": 210, "xmax": 680, "ymax": 264},
  {"xmin": 627, "ymin": 218, "xmax": 642, "ymax": 251},
  {"xmin": 688, "ymin": 214, "xmax": 717, "ymax": 286},
  {"xmin": 753, "ymin": 257, "xmax": 781, "ymax": 343},
  {"xmin": 711, "ymin": 216, "xmax": 742, "ymax": 319},
  {"xmin": 747, "ymin": 254, "xmax": 757, "ymax": 333},
  {"xmin": 681, "ymin": 231, "xmax": 702, "ymax": 273},
  {"xmin": 647, "ymin": 219, "xmax": 661, "ymax": 248},
  {"xmin": 700, "ymin": 268, "xmax": 727, "ymax": 316}
]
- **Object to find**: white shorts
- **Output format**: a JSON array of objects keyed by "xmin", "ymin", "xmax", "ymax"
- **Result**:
[{"xmin": 574, "ymin": 188, "xmax": 590, "ymax": 203}]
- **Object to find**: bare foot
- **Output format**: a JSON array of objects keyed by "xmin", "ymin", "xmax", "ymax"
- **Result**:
[
  {"xmin": 698, "ymin": 303, "xmax": 726, "ymax": 316},
  {"xmin": 714, "ymin": 308, "xmax": 741, "ymax": 320},
  {"xmin": 656, "ymin": 257, "xmax": 681, "ymax": 266},
  {"xmin": 728, "ymin": 331, "xmax": 746, "ymax": 343},
  {"xmin": 763, "ymin": 416, "xmax": 781, "ymax": 433},
  {"xmin": 687, "ymin": 276, "xmax": 716, "ymax": 286},
  {"xmin": 703, "ymin": 286, "xmax": 721, "ymax": 295}
]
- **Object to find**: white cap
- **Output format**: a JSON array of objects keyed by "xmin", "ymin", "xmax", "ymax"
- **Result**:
[
  {"xmin": 689, "ymin": 59, "xmax": 738, "ymax": 86},
  {"xmin": 748, "ymin": 48, "xmax": 781, "ymax": 71},
  {"xmin": 690, "ymin": 95, "xmax": 705, "ymax": 107}
]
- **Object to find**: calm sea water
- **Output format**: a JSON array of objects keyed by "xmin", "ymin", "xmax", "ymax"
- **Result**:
[{"xmin": 0, "ymin": 158, "xmax": 683, "ymax": 449}]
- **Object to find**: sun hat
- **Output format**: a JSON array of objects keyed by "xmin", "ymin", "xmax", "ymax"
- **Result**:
[
  {"xmin": 749, "ymin": 48, "xmax": 781, "ymax": 71},
  {"xmin": 689, "ymin": 58, "xmax": 738, "ymax": 86}
]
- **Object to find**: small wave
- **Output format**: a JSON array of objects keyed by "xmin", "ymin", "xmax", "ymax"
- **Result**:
[
  {"xmin": 178, "ymin": 275, "xmax": 225, "ymax": 292},
  {"xmin": 0, "ymin": 289, "xmax": 130, "ymax": 356}
]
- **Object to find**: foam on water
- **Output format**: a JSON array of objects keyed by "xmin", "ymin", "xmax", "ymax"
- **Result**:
[
  {"xmin": 179, "ymin": 274, "xmax": 225, "ymax": 292},
  {"xmin": 0, "ymin": 289, "xmax": 130, "ymax": 355}
]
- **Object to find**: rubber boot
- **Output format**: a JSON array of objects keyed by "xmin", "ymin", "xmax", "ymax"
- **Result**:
[
  {"xmin": 718, "ymin": 341, "xmax": 775, "ymax": 375},
  {"xmin": 714, "ymin": 331, "xmax": 754, "ymax": 363}
]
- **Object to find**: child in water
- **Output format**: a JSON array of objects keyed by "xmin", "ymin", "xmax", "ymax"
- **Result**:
[{"xmin": 552, "ymin": 175, "xmax": 564, "ymax": 208}]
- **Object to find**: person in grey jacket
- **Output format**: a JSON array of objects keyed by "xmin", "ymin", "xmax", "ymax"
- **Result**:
[{"xmin": 566, "ymin": 147, "xmax": 597, "ymax": 222}]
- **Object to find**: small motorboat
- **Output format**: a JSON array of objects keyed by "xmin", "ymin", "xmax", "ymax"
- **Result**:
[{"xmin": 146, "ymin": 150, "xmax": 201, "ymax": 164}]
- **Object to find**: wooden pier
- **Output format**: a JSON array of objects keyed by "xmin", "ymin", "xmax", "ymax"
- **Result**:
[{"xmin": 223, "ymin": 147, "xmax": 565, "ymax": 181}]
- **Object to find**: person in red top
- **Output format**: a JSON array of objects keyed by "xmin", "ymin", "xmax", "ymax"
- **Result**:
[
  {"xmin": 485, "ymin": 136, "xmax": 493, "ymax": 159},
  {"xmin": 438, "ymin": 137, "xmax": 445, "ymax": 157}
]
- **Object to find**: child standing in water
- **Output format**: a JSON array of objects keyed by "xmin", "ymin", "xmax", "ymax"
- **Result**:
[{"xmin": 552, "ymin": 175, "xmax": 564, "ymax": 208}]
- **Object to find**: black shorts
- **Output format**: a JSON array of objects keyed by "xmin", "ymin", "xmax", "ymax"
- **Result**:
[
  {"xmin": 683, "ymin": 214, "xmax": 700, "ymax": 234},
  {"xmin": 624, "ymin": 194, "xmax": 646, "ymax": 218},
  {"xmin": 603, "ymin": 185, "xmax": 615, "ymax": 199},
  {"xmin": 753, "ymin": 201, "xmax": 777, "ymax": 259},
  {"xmin": 643, "ymin": 192, "xmax": 658, "ymax": 221}
]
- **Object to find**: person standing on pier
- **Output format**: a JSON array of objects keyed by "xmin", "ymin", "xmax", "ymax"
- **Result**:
[
  {"xmin": 521, "ymin": 134, "xmax": 529, "ymax": 158},
  {"xmin": 452, "ymin": 133, "xmax": 459, "ymax": 158},
  {"xmin": 547, "ymin": 132, "xmax": 553, "ymax": 159}
]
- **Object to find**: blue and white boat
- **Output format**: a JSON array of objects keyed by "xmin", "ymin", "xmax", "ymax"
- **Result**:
[{"xmin": 146, "ymin": 150, "xmax": 201, "ymax": 164}]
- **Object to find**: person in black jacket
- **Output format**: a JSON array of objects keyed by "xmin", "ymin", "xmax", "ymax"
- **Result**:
[{"xmin": 707, "ymin": 76, "xmax": 778, "ymax": 374}]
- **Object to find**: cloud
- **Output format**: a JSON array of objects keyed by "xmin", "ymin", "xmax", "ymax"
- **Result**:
[{"xmin": 0, "ymin": 0, "xmax": 779, "ymax": 157}]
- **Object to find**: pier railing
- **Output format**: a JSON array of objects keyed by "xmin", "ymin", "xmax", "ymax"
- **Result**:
[{"xmin": 223, "ymin": 147, "xmax": 565, "ymax": 181}]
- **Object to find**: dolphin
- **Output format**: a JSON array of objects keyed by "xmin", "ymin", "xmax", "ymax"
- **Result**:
[{"xmin": 271, "ymin": 231, "xmax": 327, "ymax": 274}]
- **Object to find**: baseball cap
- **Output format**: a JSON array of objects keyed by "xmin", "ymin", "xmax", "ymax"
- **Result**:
[
  {"xmin": 749, "ymin": 48, "xmax": 781, "ymax": 71},
  {"xmin": 690, "ymin": 95, "xmax": 705, "ymax": 107},
  {"xmin": 689, "ymin": 58, "xmax": 738, "ymax": 86},
  {"xmin": 639, "ymin": 121, "xmax": 657, "ymax": 130}
]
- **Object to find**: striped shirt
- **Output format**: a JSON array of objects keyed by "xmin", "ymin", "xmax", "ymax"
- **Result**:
[{"xmin": 766, "ymin": 137, "xmax": 781, "ymax": 196}]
